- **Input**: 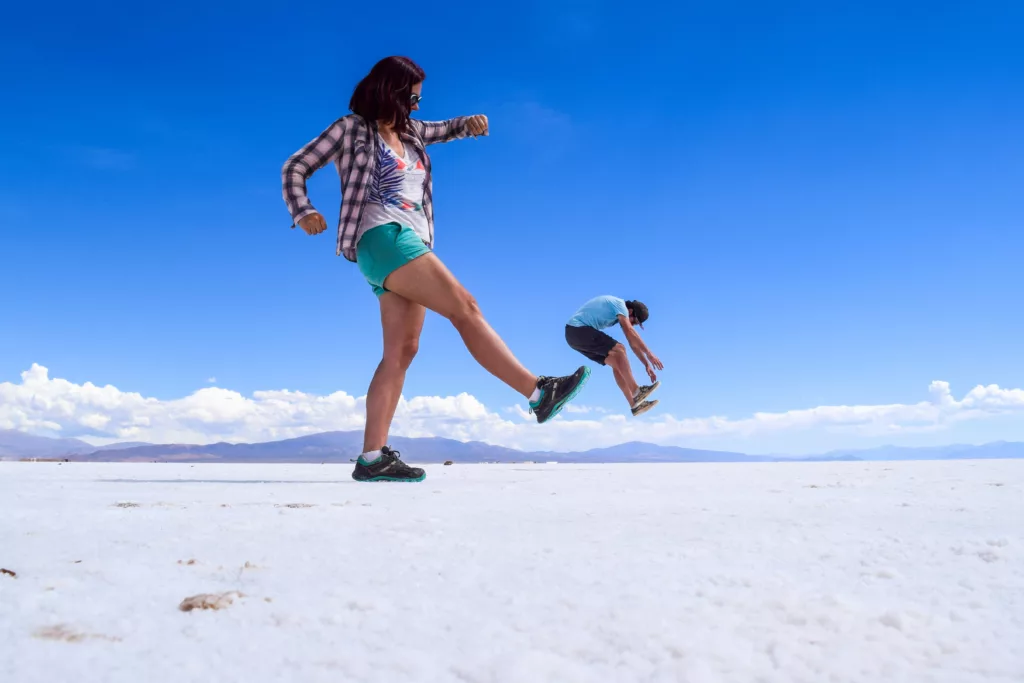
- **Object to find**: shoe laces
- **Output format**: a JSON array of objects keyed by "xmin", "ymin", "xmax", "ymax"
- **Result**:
[{"xmin": 385, "ymin": 448, "xmax": 419, "ymax": 471}]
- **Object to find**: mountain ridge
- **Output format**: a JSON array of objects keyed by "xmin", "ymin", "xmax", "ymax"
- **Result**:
[{"xmin": 2, "ymin": 429, "xmax": 1023, "ymax": 463}]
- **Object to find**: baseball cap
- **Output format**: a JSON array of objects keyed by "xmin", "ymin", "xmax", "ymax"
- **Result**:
[{"xmin": 627, "ymin": 300, "xmax": 649, "ymax": 329}]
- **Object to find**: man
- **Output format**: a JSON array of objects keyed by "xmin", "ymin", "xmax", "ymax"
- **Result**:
[{"xmin": 565, "ymin": 296, "xmax": 663, "ymax": 416}]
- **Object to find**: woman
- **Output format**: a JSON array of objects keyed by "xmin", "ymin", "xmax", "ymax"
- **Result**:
[{"xmin": 281, "ymin": 56, "xmax": 590, "ymax": 482}]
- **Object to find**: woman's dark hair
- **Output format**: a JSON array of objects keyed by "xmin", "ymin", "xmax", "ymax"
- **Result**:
[{"xmin": 349, "ymin": 56, "xmax": 425, "ymax": 134}]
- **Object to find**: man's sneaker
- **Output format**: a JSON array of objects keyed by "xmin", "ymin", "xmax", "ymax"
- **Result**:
[
  {"xmin": 631, "ymin": 381, "xmax": 660, "ymax": 409},
  {"xmin": 352, "ymin": 446, "xmax": 426, "ymax": 482},
  {"xmin": 631, "ymin": 399, "xmax": 658, "ymax": 417},
  {"xmin": 529, "ymin": 366, "xmax": 591, "ymax": 424}
]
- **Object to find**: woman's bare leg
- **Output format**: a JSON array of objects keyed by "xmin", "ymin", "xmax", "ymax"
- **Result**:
[
  {"xmin": 362, "ymin": 292, "xmax": 426, "ymax": 453},
  {"xmin": 383, "ymin": 253, "xmax": 537, "ymax": 398}
]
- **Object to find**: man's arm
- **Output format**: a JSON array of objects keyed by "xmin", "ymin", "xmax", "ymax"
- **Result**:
[{"xmin": 617, "ymin": 315, "xmax": 662, "ymax": 382}]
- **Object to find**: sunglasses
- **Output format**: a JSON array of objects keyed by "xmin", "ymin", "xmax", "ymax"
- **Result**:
[{"xmin": 410, "ymin": 92, "xmax": 423, "ymax": 106}]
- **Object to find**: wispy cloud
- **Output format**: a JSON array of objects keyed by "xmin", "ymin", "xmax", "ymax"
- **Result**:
[
  {"xmin": 207, "ymin": 377, "xmax": 217, "ymax": 384},
  {"xmin": 509, "ymin": 101, "xmax": 574, "ymax": 134},
  {"xmin": 3, "ymin": 364, "xmax": 1023, "ymax": 453},
  {"xmin": 68, "ymin": 146, "xmax": 137, "ymax": 171},
  {"xmin": 487, "ymin": 99, "xmax": 575, "ymax": 163},
  {"xmin": 531, "ymin": 0, "xmax": 603, "ymax": 45}
]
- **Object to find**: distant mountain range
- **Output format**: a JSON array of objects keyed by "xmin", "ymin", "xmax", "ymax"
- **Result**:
[
  {"xmin": 0, "ymin": 430, "xmax": 152, "ymax": 459},
  {"xmin": 2, "ymin": 429, "xmax": 1023, "ymax": 464}
]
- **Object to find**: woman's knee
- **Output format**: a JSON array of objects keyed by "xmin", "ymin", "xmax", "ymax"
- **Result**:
[
  {"xmin": 448, "ymin": 289, "xmax": 482, "ymax": 329},
  {"xmin": 384, "ymin": 336, "xmax": 420, "ymax": 369}
]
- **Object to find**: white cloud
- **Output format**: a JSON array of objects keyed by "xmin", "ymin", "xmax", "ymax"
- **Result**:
[
  {"xmin": 568, "ymin": 404, "xmax": 612, "ymax": 415},
  {"xmin": 2, "ymin": 365, "xmax": 1023, "ymax": 452},
  {"xmin": 207, "ymin": 377, "xmax": 217, "ymax": 384}
]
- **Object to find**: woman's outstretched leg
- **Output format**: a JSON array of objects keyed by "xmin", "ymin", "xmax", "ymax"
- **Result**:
[
  {"xmin": 383, "ymin": 252, "xmax": 590, "ymax": 422},
  {"xmin": 384, "ymin": 253, "xmax": 536, "ymax": 397}
]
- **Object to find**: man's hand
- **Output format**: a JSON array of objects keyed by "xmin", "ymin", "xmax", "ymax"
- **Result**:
[
  {"xmin": 466, "ymin": 114, "xmax": 488, "ymax": 136},
  {"xmin": 296, "ymin": 212, "xmax": 327, "ymax": 236},
  {"xmin": 648, "ymin": 352, "xmax": 664, "ymax": 371},
  {"xmin": 645, "ymin": 364, "xmax": 658, "ymax": 383}
]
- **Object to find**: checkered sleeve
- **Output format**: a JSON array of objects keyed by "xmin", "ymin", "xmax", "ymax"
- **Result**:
[
  {"xmin": 413, "ymin": 117, "xmax": 473, "ymax": 146},
  {"xmin": 281, "ymin": 117, "xmax": 351, "ymax": 225}
]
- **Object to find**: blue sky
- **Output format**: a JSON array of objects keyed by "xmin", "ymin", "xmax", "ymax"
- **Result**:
[{"xmin": 1, "ymin": 1, "xmax": 1023, "ymax": 453}]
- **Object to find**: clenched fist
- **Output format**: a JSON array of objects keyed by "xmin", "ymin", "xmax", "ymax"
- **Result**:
[
  {"xmin": 466, "ymin": 114, "xmax": 488, "ymax": 136},
  {"xmin": 295, "ymin": 212, "xmax": 327, "ymax": 236}
]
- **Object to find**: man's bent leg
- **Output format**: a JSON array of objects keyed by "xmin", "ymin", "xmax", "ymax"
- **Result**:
[{"xmin": 605, "ymin": 344, "xmax": 640, "ymax": 406}]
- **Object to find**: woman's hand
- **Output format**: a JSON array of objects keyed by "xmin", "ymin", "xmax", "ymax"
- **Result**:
[
  {"xmin": 467, "ymin": 115, "xmax": 489, "ymax": 136},
  {"xmin": 296, "ymin": 212, "xmax": 327, "ymax": 236}
]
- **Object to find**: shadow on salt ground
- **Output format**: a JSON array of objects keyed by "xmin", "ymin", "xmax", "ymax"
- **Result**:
[
  {"xmin": 96, "ymin": 479, "xmax": 353, "ymax": 485},
  {"xmin": 507, "ymin": 468, "xmax": 592, "ymax": 472},
  {"xmin": 97, "ymin": 470, "xmax": 591, "ymax": 484}
]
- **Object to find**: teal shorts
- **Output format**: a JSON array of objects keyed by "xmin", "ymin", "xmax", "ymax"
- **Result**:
[{"xmin": 356, "ymin": 222, "xmax": 431, "ymax": 297}]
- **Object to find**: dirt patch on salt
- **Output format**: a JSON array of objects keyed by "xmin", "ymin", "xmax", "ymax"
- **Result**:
[
  {"xmin": 178, "ymin": 591, "xmax": 245, "ymax": 612},
  {"xmin": 34, "ymin": 624, "xmax": 121, "ymax": 643}
]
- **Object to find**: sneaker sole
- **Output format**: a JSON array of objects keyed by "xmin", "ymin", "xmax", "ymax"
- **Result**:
[
  {"xmin": 353, "ymin": 474, "xmax": 426, "ymax": 483},
  {"xmin": 539, "ymin": 367, "xmax": 591, "ymax": 424},
  {"xmin": 632, "ymin": 381, "xmax": 660, "ymax": 409},
  {"xmin": 632, "ymin": 399, "xmax": 659, "ymax": 417}
]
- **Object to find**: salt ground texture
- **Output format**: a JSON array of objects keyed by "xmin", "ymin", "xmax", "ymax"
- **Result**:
[{"xmin": 1, "ymin": 460, "xmax": 1022, "ymax": 683}]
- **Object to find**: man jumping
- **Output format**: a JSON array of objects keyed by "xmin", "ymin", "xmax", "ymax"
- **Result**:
[{"xmin": 565, "ymin": 296, "xmax": 663, "ymax": 416}]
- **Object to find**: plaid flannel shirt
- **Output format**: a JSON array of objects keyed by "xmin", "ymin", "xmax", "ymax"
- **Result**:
[{"xmin": 281, "ymin": 114, "xmax": 473, "ymax": 262}]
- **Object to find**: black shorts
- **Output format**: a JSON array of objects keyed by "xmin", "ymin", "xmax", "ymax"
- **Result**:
[{"xmin": 565, "ymin": 324, "xmax": 619, "ymax": 365}]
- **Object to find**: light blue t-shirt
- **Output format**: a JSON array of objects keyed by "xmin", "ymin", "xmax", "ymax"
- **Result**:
[{"xmin": 567, "ymin": 296, "xmax": 628, "ymax": 330}]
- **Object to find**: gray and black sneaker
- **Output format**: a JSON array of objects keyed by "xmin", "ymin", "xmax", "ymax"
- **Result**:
[
  {"xmin": 631, "ymin": 399, "xmax": 658, "ymax": 417},
  {"xmin": 632, "ymin": 381, "xmax": 660, "ymax": 408},
  {"xmin": 352, "ymin": 446, "xmax": 426, "ymax": 482},
  {"xmin": 529, "ymin": 366, "xmax": 591, "ymax": 424}
]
